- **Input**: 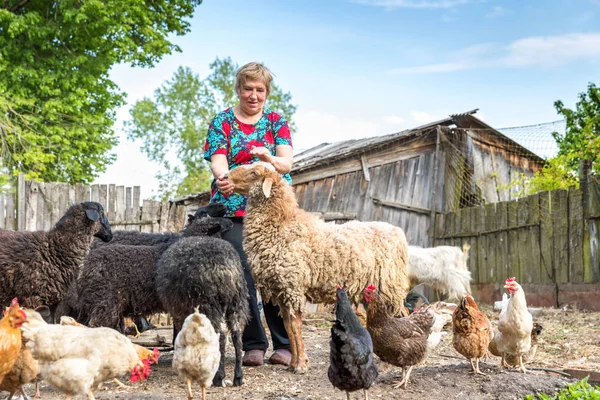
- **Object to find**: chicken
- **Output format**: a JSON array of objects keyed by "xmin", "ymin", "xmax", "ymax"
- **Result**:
[
  {"xmin": 173, "ymin": 307, "xmax": 220, "ymax": 400},
  {"xmin": 59, "ymin": 315, "xmax": 160, "ymax": 389},
  {"xmin": 0, "ymin": 310, "xmax": 41, "ymax": 400},
  {"xmin": 21, "ymin": 310, "xmax": 152, "ymax": 400},
  {"xmin": 488, "ymin": 277, "xmax": 533, "ymax": 373},
  {"xmin": 328, "ymin": 286, "xmax": 378, "ymax": 400},
  {"xmin": 0, "ymin": 299, "xmax": 28, "ymax": 386},
  {"xmin": 363, "ymin": 284, "xmax": 434, "ymax": 389},
  {"xmin": 489, "ymin": 321, "xmax": 543, "ymax": 366},
  {"xmin": 452, "ymin": 294, "xmax": 493, "ymax": 375}
]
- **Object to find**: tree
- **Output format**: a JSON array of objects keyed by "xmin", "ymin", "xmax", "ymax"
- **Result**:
[
  {"xmin": 0, "ymin": 0, "xmax": 203, "ymax": 185},
  {"xmin": 527, "ymin": 82, "xmax": 600, "ymax": 193},
  {"xmin": 125, "ymin": 57, "xmax": 298, "ymax": 200}
]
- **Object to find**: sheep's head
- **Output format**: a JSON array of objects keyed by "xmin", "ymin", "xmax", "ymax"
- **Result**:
[
  {"xmin": 55, "ymin": 201, "xmax": 113, "ymax": 242},
  {"xmin": 225, "ymin": 162, "xmax": 280, "ymax": 199},
  {"xmin": 182, "ymin": 216, "xmax": 233, "ymax": 238}
]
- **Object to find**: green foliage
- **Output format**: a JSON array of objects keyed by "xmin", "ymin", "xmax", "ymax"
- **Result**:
[
  {"xmin": 523, "ymin": 377, "xmax": 600, "ymax": 400},
  {"xmin": 125, "ymin": 57, "xmax": 298, "ymax": 200},
  {"xmin": 0, "ymin": 0, "xmax": 202, "ymax": 185},
  {"xmin": 527, "ymin": 83, "xmax": 600, "ymax": 194}
]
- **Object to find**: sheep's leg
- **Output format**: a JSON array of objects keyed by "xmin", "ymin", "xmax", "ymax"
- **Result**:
[
  {"xmin": 291, "ymin": 310, "xmax": 308, "ymax": 373},
  {"xmin": 281, "ymin": 310, "xmax": 298, "ymax": 371},
  {"xmin": 346, "ymin": 392, "xmax": 351, "ymax": 400},
  {"xmin": 231, "ymin": 329, "xmax": 244, "ymax": 386},
  {"xmin": 212, "ymin": 331, "xmax": 226, "ymax": 387},
  {"xmin": 363, "ymin": 389, "xmax": 369, "ymax": 400}
]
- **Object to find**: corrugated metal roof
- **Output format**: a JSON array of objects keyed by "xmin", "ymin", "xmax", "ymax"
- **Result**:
[{"xmin": 292, "ymin": 109, "xmax": 480, "ymax": 172}]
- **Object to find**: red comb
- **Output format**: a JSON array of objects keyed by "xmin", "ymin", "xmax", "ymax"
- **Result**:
[
  {"xmin": 336, "ymin": 285, "xmax": 342, "ymax": 290},
  {"xmin": 366, "ymin": 284, "xmax": 376, "ymax": 291},
  {"xmin": 506, "ymin": 277, "xmax": 516, "ymax": 283},
  {"xmin": 11, "ymin": 298, "xmax": 19, "ymax": 306}
]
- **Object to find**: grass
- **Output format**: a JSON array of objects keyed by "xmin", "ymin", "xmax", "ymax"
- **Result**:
[{"xmin": 524, "ymin": 378, "xmax": 600, "ymax": 399}]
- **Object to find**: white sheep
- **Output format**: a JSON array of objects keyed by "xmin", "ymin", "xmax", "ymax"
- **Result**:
[
  {"xmin": 226, "ymin": 162, "xmax": 411, "ymax": 374},
  {"xmin": 407, "ymin": 243, "xmax": 472, "ymax": 301}
]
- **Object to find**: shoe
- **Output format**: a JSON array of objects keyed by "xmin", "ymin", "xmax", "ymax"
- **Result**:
[
  {"xmin": 242, "ymin": 349, "xmax": 265, "ymax": 366},
  {"xmin": 268, "ymin": 349, "xmax": 292, "ymax": 366}
]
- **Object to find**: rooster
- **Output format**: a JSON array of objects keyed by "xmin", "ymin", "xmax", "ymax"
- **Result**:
[
  {"xmin": 173, "ymin": 307, "xmax": 220, "ymax": 400},
  {"xmin": 364, "ymin": 284, "xmax": 434, "ymax": 389},
  {"xmin": 489, "ymin": 277, "xmax": 533, "ymax": 373},
  {"xmin": 21, "ymin": 310, "xmax": 152, "ymax": 399},
  {"xmin": 328, "ymin": 286, "xmax": 378, "ymax": 400},
  {"xmin": 0, "ymin": 298, "xmax": 28, "ymax": 386},
  {"xmin": 452, "ymin": 294, "xmax": 493, "ymax": 375}
]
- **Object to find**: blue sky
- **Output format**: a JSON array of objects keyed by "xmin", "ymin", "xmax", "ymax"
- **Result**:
[{"xmin": 94, "ymin": 0, "xmax": 600, "ymax": 198}]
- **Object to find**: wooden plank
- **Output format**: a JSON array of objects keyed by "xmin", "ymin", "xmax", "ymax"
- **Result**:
[
  {"xmin": 159, "ymin": 201, "xmax": 170, "ymax": 233},
  {"xmin": 5, "ymin": 193, "xmax": 15, "ymax": 230},
  {"xmin": 360, "ymin": 155, "xmax": 370, "ymax": 182},
  {"xmin": 474, "ymin": 205, "xmax": 486, "ymax": 284},
  {"xmin": 99, "ymin": 184, "xmax": 108, "ymax": 212},
  {"xmin": 75, "ymin": 183, "xmax": 88, "ymax": 203},
  {"xmin": 483, "ymin": 203, "xmax": 497, "ymax": 284},
  {"xmin": 538, "ymin": 191, "xmax": 554, "ymax": 284},
  {"xmin": 568, "ymin": 189, "xmax": 584, "ymax": 283},
  {"xmin": 116, "ymin": 186, "xmax": 126, "ymax": 224},
  {"xmin": 35, "ymin": 182, "xmax": 45, "ymax": 231},
  {"xmin": 90, "ymin": 184, "xmax": 100, "ymax": 202},
  {"xmin": 140, "ymin": 200, "xmax": 160, "ymax": 233},
  {"xmin": 529, "ymin": 193, "xmax": 542, "ymax": 284},
  {"xmin": 58, "ymin": 183, "xmax": 69, "ymax": 218},
  {"xmin": 48, "ymin": 183, "xmax": 60, "ymax": 230},
  {"xmin": 133, "ymin": 186, "xmax": 141, "ymax": 222},
  {"xmin": 17, "ymin": 174, "xmax": 26, "ymax": 231},
  {"xmin": 552, "ymin": 189, "xmax": 570, "ymax": 283},
  {"xmin": 0, "ymin": 193, "xmax": 5, "ymax": 229},
  {"xmin": 507, "ymin": 200, "xmax": 519, "ymax": 280},
  {"xmin": 68, "ymin": 184, "xmax": 76, "ymax": 208},
  {"xmin": 588, "ymin": 180, "xmax": 600, "ymax": 282},
  {"xmin": 496, "ymin": 202, "xmax": 509, "ymax": 284},
  {"xmin": 108, "ymin": 184, "xmax": 116, "ymax": 222}
]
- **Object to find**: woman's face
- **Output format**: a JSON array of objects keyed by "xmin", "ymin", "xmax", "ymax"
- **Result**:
[{"xmin": 238, "ymin": 79, "xmax": 267, "ymax": 116}]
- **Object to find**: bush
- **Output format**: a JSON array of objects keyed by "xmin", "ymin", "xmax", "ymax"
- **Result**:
[{"xmin": 524, "ymin": 378, "xmax": 600, "ymax": 400}]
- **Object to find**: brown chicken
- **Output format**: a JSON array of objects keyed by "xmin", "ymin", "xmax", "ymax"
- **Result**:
[
  {"xmin": 0, "ymin": 310, "xmax": 41, "ymax": 400},
  {"xmin": 0, "ymin": 299, "xmax": 28, "ymax": 386},
  {"xmin": 452, "ymin": 294, "xmax": 493, "ymax": 375},
  {"xmin": 364, "ymin": 284, "xmax": 434, "ymax": 389}
]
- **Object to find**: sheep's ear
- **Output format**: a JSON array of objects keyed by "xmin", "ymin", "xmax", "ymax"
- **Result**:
[
  {"xmin": 262, "ymin": 178, "xmax": 273, "ymax": 198},
  {"xmin": 187, "ymin": 214, "xmax": 196, "ymax": 223},
  {"xmin": 86, "ymin": 209, "xmax": 100, "ymax": 221},
  {"xmin": 35, "ymin": 306, "xmax": 52, "ymax": 322}
]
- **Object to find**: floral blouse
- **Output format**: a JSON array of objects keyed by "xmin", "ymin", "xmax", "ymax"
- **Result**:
[{"xmin": 203, "ymin": 107, "xmax": 293, "ymax": 217}]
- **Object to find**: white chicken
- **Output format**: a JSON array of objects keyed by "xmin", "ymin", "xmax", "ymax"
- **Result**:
[
  {"xmin": 173, "ymin": 307, "xmax": 220, "ymax": 400},
  {"xmin": 489, "ymin": 277, "xmax": 533, "ymax": 373},
  {"xmin": 20, "ymin": 310, "xmax": 151, "ymax": 399}
]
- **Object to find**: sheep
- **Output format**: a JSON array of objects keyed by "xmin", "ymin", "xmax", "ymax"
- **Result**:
[
  {"xmin": 75, "ymin": 216, "xmax": 233, "ymax": 332},
  {"xmin": 225, "ymin": 162, "xmax": 410, "ymax": 374},
  {"xmin": 407, "ymin": 243, "xmax": 472, "ymax": 301},
  {"xmin": 0, "ymin": 202, "xmax": 112, "ymax": 321},
  {"xmin": 90, "ymin": 202, "xmax": 227, "ymax": 249},
  {"xmin": 155, "ymin": 235, "xmax": 249, "ymax": 387}
]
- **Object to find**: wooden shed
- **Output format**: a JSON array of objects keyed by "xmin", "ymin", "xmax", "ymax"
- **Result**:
[{"xmin": 290, "ymin": 109, "xmax": 546, "ymax": 247}]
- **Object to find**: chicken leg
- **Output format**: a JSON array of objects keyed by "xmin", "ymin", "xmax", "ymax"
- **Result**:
[
  {"xmin": 363, "ymin": 388, "xmax": 370, "ymax": 400},
  {"xmin": 201, "ymin": 385, "xmax": 206, "ymax": 400},
  {"xmin": 186, "ymin": 378, "xmax": 194, "ymax": 400},
  {"xmin": 392, "ymin": 366, "xmax": 407, "ymax": 389},
  {"xmin": 518, "ymin": 355, "xmax": 528, "ymax": 373},
  {"xmin": 470, "ymin": 358, "xmax": 486, "ymax": 375}
]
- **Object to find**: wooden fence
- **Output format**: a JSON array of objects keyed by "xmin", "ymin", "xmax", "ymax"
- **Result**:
[
  {"xmin": 0, "ymin": 175, "xmax": 188, "ymax": 233},
  {"xmin": 433, "ymin": 171, "xmax": 600, "ymax": 309}
]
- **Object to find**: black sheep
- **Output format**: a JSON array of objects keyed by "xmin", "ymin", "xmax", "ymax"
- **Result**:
[
  {"xmin": 0, "ymin": 202, "xmax": 112, "ymax": 319},
  {"xmin": 76, "ymin": 217, "xmax": 233, "ymax": 331},
  {"xmin": 155, "ymin": 235, "xmax": 249, "ymax": 387}
]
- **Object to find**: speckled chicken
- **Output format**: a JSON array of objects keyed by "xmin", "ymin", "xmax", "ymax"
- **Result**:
[
  {"xmin": 328, "ymin": 286, "xmax": 378, "ymax": 400},
  {"xmin": 364, "ymin": 284, "xmax": 434, "ymax": 389},
  {"xmin": 173, "ymin": 308, "xmax": 220, "ymax": 400},
  {"xmin": 452, "ymin": 294, "xmax": 493, "ymax": 375}
]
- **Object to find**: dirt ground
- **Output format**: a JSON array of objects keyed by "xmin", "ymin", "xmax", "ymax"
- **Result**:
[{"xmin": 11, "ymin": 305, "xmax": 600, "ymax": 400}]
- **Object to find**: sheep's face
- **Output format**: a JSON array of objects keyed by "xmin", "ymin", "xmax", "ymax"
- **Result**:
[
  {"xmin": 182, "ymin": 216, "xmax": 233, "ymax": 238},
  {"xmin": 55, "ymin": 201, "xmax": 113, "ymax": 242},
  {"xmin": 191, "ymin": 203, "xmax": 227, "ymax": 221},
  {"xmin": 226, "ymin": 162, "xmax": 278, "ymax": 197},
  {"xmin": 84, "ymin": 202, "xmax": 113, "ymax": 242}
]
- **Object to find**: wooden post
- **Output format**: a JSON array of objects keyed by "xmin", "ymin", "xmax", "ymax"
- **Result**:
[
  {"xmin": 428, "ymin": 126, "xmax": 442, "ymax": 244},
  {"xmin": 580, "ymin": 160, "xmax": 593, "ymax": 282},
  {"xmin": 17, "ymin": 174, "xmax": 25, "ymax": 231}
]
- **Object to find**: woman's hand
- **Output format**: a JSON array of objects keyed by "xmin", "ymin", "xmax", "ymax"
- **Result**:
[
  {"xmin": 216, "ymin": 174, "xmax": 234, "ymax": 197},
  {"xmin": 250, "ymin": 146, "xmax": 273, "ymax": 163}
]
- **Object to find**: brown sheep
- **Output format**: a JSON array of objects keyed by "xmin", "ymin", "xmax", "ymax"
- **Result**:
[{"xmin": 225, "ymin": 162, "xmax": 410, "ymax": 374}]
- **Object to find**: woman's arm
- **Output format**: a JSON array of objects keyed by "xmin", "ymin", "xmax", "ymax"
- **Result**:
[
  {"xmin": 210, "ymin": 154, "xmax": 234, "ymax": 196},
  {"xmin": 250, "ymin": 145, "xmax": 293, "ymax": 174}
]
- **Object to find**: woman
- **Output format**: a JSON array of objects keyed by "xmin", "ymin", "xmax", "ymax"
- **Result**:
[{"xmin": 203, "ymin": 62, "xmax": 294, "ymax": 367}]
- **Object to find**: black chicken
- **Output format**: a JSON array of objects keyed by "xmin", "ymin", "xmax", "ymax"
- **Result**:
[{"xmin": 328, "ymin": 286, "xmax": 378, "ymax": 400}]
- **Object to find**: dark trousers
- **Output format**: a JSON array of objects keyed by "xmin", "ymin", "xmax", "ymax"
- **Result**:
[{"xmin": 222, "ymin": 217, "xmax": 290, "ymax": 352}]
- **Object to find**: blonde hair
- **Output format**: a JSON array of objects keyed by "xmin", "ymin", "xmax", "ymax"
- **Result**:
[{"xmin": 235, "ymin": 62, "xmax": 274, "ymax": 97}]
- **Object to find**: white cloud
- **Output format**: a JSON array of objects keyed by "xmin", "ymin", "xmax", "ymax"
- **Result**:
[
  {"xmin": 352, "ymin": 0, "xmax": 473, "ymax": 8},
  {"xmin": 382, "ymin": 115, "xmax": 406, "ymax": 125},
  {"xmin": 294, "ymin": 109, "xmax": 380, "ymax": 151},
  {"xmin": 410, "ymin": 110, "xmax": 439, "ymax": 124},
  {"xmin": 485, "ymin": 6, "xmax": 512, "ymax": 18},
  {"xmin": 388, "ymin": 32, "xmax": 600, "ymax": 74}
]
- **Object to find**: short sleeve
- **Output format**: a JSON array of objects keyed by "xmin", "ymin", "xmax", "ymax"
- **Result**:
[
  {"xmin": 203, "ymin": 113, "xmax": 230, "ymax": 162},
  {"xmin": 268, "ymin": 111, "xmax": 293, "ymax": 148}
]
